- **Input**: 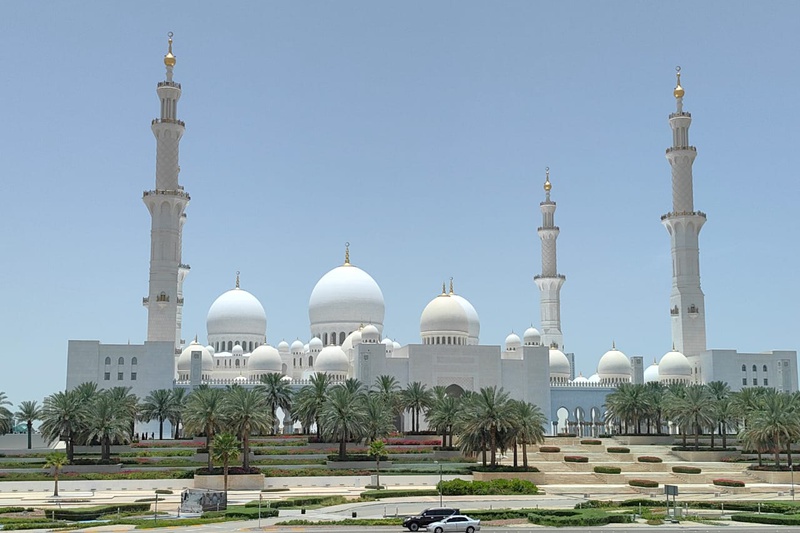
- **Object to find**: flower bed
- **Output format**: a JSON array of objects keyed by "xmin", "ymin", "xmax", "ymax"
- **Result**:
[
  {"xmin": 539, "ymin": 446, "xmax": 561, "ymax": 453},
  {"xmin": 383, "ymin": 438, "xmax": 441, "ymax": 446},
  {"xmin": 581, "ymin": 439, "xmax": 602, "ymax": 445},
  {"xmin": 637, "ymin": 456, "xmax": 663, "ymax": 463},
  {"xmin": 132, "ymin": 440, "xmax": 205, "ymax": 448},
  {"xmin": 628, "ymin": 479, "xmax": 658, "ymax": 488},
  {"xmin": 564, "ymin": 456, "xmax": 589, "ymax": 463},
  {"xmin": 593, "ymin": 466, "xmax": 621, "ymax": 474},
  {"xmin": 672, "ymin": 466, "xmax": 702, "ymax": 474},
  {"xmin": 713, "ymin": 478, "xmax": 745, "ymax": 487},
  {"xmin": 606, "ymin": 447, "xmax": 630, "ymax": 453}
]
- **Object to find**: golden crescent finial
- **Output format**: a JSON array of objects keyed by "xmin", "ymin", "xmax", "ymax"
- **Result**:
[
  {"xmin": 544, "ymin": 166, "xmax": 552, "ymax": 192},
  {"xmin": 235, "ymin": 271, "xmax": 240, "ymax": 288},
  {"xmin": 344, "ymin": 242, "xmax": 350, "ymax": 265},
  {"xmin": 164, "ymin": 32, "xmax": 176, "ymax": 67},
  {"xmin": 673, "ymin": 66, "xmax": 684, "ymax": 99}
]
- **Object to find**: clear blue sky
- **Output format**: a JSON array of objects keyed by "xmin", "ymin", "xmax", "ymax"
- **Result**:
[{"xmin": 1, "ymin": 2, "xmax": 798, "ymax": 406}]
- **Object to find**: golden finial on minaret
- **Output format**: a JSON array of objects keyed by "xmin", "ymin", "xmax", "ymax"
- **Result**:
[
  {"xmin": 673, "ymin": 66, "xmax": 684, "ymax": 99},
  {"xmin": 544, "ymin": 166, "xmax": 552, "ymax": 192},
  {"xmin": 164, "ymin": 32, "xmax": 176, "ymax": 67},
  {"xmin": 235, "ymin": 271, "xmax": 240, "ymax": 288},
  {"xmin": 449, "ymin": 277, "xmax": 454, "ymax": 294},
  {"xmin": 344, "ymin": 242, "xmax": 350, "ymax": 265}
]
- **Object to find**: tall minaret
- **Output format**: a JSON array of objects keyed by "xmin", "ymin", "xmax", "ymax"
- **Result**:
[
  {"xmin": 661, "ymin": 67, "xmax": 707, "ymax": 357},
  {"xmin": 143, "ymin": 33, "xmax": 190, "ymax": 353},
  {"xmin": 534, "ymin": 168, "xmax": 565, "ymax": 349}
]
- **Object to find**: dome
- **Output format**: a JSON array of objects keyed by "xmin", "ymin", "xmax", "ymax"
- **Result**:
[
  {"xmin": 233, "ymin": 375, "xmax": 248, "ymax": 384},
  {"xmin": 658, "ymin": 350, "xmax": 691, "ymax": 383},
  {"xmin": 207, "ymin": 287, "xmax": 267, "ymax": 337},
  {"xmin": 393, "ymin": 341, "xmax": 401, "ymax": 350},
  {"xmin": 451, "ymin": 294, "xmax": 480, "ymax": 343},
  {"xmin": 598, "ymin": 346, "xmax": 631, "ymax": 382},
  {"xmin": 232, "ymin": 344, "xmax": 244, "ymax": 356},
  {"xmin": 572, "ymin": 373, "xmax": 589, "ymax": 384},
  {"xmin": 505, "ymin": 332, "xmax": 522, "ymax": 351},
  {"xmin": 309, "ymin": 262, "xmax": 385, "ymax": 330},
  {"xmin": 205, "ymin": 345, "xmax": 215, "ymax": 356},
  {"xmin": 177, "ymin": 340, "xmax": 213, "ymax": 372},
  {"xmin": 362, "ymin": 324, "xmax": 380, "ymax": 343},
  {"xmin": 523, "ymin": 327, "xmax": 541, "ymax": 346},
  {"xmin": 341, "ymin": 330, "xmax": 363, "ymax": 355},
  {"xmin": 281, "ymin": 375, "xmax": 292, "ymax": 382},
  {"xmin": 309, "ymin": 337, "xmax": 323, "ymax": 352},
  {"xmin": 314, "ymin": 345, "xmax": 349, "ymax": 375},
  {"xmin": 290, "ymin": 340, "xmax": 305, "ymax": 353},
  {"xmin": 277, "ymin": 340, "xmax": 290, "ymax": 353},
  {"xmin": 249, "ymin": 344, "xmax": 282, "ymax": 373},
  {"xmin": 588, "ymin": 373, "xmax": 601, "ymax": 383},
  {"xmin": 420, "ymin": 292, "xmax": 469, "ymax": 341},
  {"xmin": 644, "ymin": 360, "xmax": 660, "ymax": 383},
  {"xmin": 549, "ymin": 348, "xmax": 571, "ymax": 380},
  {"xmin": 382, "ymin": 338, "xmax": 394, "ymax": 348}
]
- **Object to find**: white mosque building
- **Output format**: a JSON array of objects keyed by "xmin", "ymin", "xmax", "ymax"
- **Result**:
[{"xmin": 66, "ymin": 40, "xmax": 797, "ymax": 436}]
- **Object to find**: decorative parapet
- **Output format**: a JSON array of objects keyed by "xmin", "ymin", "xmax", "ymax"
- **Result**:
[
  {"xmin": 669, "ymin": 111, "xmax": 692, "ymax": 119},
  {"xmin": 157, "ymin": 81, "xmax": 182, "ymax": 89},
  {"xmin": 143, "ymin": 189, "xmax": 191, "ymax": 200},
  {"xmin": 537, "ymin": 226, "xmax": 560, "ymax": 232},
  {"xmin": 534, "ymin": 274, "xmax": 566, "ymax": 280},
  {"xmin": 152, "ymin": 118, "xmax": 185, "ymax": 127},
  {"xmin": 665, "ymin": 146, "xmax": 697, "ymax": 154},
  {"xmin": 660, "ymin": 210, "xmax": 706, "ymax": 221}
]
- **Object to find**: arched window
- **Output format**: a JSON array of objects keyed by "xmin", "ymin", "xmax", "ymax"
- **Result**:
[
  {"xmin": 752, "ymin": 365, "xmax": 757, "ymax": 372},
  {"xmin": 235, "ymin": 359, "xmax": 240, "ymax": 367},
  {"xmin": 763, "ymin": 365, "xmax": 768, "ymax": 372},
  {"xmin": 104, "ymin": 357, "xmax": 111, "ymax": 365},
  {"xmin": 323, "ymin": 333, "xmax": 328, "ymax": 345},
  {"xmin": 131, "ymin": 357, "xmax": 138, "ymax": 366},
  {"xmin": 308, "ymin": 356, "xmax": 313, "ymax": 367},
  {"xmin": 339, "ymin": 332, "xmax": 345, "ymax": 345},
  {"xmin": 741, "ymin": 364, "xmax": 747, "ymax": 372},
  {"xmin": 227, "ymin": 341, "xmax": 233, "ymax": 352},
  {"xmin": 118, "ymin": 357, "xmax": 125, "ymax": 365}
]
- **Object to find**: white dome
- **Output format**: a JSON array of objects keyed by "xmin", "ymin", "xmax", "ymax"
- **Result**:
[
  {"xmin": 249, "ymin": 344, "xmax": 282, "ymax": 373},
  {"xmin": 420, "ymin": 293, "xmax": 469, "ymax": 340},
  {"xmin": 644, "ymin": 360, "xmax": 660, "ymax": 383},
  {"xmin": 291, "ymin": 340, "xmax": 305, "ymax": 353},
  {"xmin": 451, "ymin": 294, "xmax": 480, "ymax": 343},
  {"xmin": 598, "ymin": 346, "xmax": 631, "ymax": 382},
  {"xmin": 309, "ymin": 263, "xmax": 385, "ymax": 331},
  {"xmin": 206, "ymin": 345, "xmax": 215, "ymax": 356},
  {"xmin": 572, "ymin": 373, "xmax": 589, "ymax": 384},
  {"xmin": 505, "ymin": 332, "xmax": 522, "ymax": 351},
  {"xmin": 341, "ymin": 330, "xmax": 362, "ymax": 355},
  {"xmin": 314, "ymin": 345, "xmax": 349, "ymax": 374},
  {"xmin": 658, "ymin": 350, "xmax": 691, "ymax": 383},
  {"xmin": 523, "ymin": 327, "xmax": 541, "ymax": 346},
  {"xmin": 362, "ymin": 324, "xmax": 380, "ymax": 343},
  {"xmin": 588, "ymin": 373, "xmax": 601, "ymax": 383},
  {"xmin": 549, "ymin": 348, "xmax": 571, "ymax": 379},
  {"xmin": 207, "ymin": 287, "xmax": 267, "ymax": 337},
  {"xmin": 393, "ymin": 341, "xmax": 401, "ymax": 350},
  {"xmin": 309, "ymin": 337, "xmax": 323, "ymax": 352},
  {"xmin": 177, "ymin": 340, "xmax": 213, "ymax": 372},
  {"xmin": 233, "ymin": 375, "xmax": 248, "ymax": 384},
  {"xmin": 281, "ymin": 375, "xmax": 292, "ymax": 382},
  {"xmin": 382, "ymin": 338, "xmax": 394, "ymax": 347},
  {"xmin": 232, "ymin": 344, "xmax": 244, "ymax": 356},
  {"xmin": 277, "ymin": 340, "xmax": 290, "ymax": 353}
]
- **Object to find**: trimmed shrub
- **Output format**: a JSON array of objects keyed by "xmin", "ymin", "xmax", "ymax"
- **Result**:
[
  {"xmin": 637, "ymin": 456, "xmax": 663, "ymax": 463},
  {"xmin": 732, "ymin": 513, "xmax": 800, "ymax": 525},
  {"xmin": 593, "ymin": 466, "xmax": 621, "ymax": 474},
  {"xmin": 607, "ymin": 447, "xmax": 630, "ymax": 453},
  {"xmin": 628, "ymin": 479, "xmax": 658, "ymax": 488},
  {"xmin": 326, "ymin": 454, "xmax": 372, "ymax": 462},
  {"xmin": 0, "ymin": 508, "xmax": 25, "ymax": 515},
  {"xmin": 439, "ymin": 478, "xmax": 538, "ymax": 495},
  {"xmin": 539, "ymin": 446, "xmax": 560, "ymax": 453},
  {"xmin": 672, "ymin": 466, "xmax": 701, "ymax": 474},
  {"xmin": 470, "ymin": 465, "xmax": 540, "ymax": 473},
  {"xmin": 581, "ymin": 439, "xmax": 602, "ymax": 445},
  {"xmin": 244, "ymin": 496, "xmax": 347, "ymax": 509},
  {"xmin": 155, "ymin": 489, "xmax": 173, "ymax": 494},
  {"xmin": 51, "ymin": 503, "xmax": 151, "ymax": 520},
  {"xmin": 195, "ymin": 466, "xmax": 262, "ymax": 475},
  {"xmin": 527, "ymin": 509, "xmax": 632, "ymax": 527},
  {"xmin": 360, "ymin": 489, "xmax": 439, "ymax": 499},
  {"xmin": 564, "ymin": 455, "xmax": 588, "ymax": 463},
  {"xmin": 713, "ymin": 478, "xmax": 745, "ymax": 487}
]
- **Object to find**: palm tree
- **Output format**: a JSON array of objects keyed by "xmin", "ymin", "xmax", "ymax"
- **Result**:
[
  {"xmin": 211, "ymin": 432, "xmax": 241, "ymax": 497},
  {"xmin": 40, "ymin": 390, "xmax": 85, "ymax": 462},
  {"xmin": 426, "ymin": 394, "xmax": 460, "ymax": 448},
  {"xmin": 257, "ymin": 373, "xmax": 293, "ymax": 435},
  {"xmin": 459, "ymin": 386, "xmax": 514, "ymax": 467},
  {"xmin": 604, "ymin": 383, "xmax": 651, "ymax": 435},
  {"xmin": 183, "ymin": 387, "xmax": 226, "ymax": 470},
  {"xmin": 319, "ymin": 385, "xmax": 367, "ymax": 460},
  {"xmin": 643, "ymin": 382, "xmax": 666, "ymax": 434},
  {"xmin": 403, "ymin": 382, "xmax": 433, "ymax": 433},
  {"xmin": 706, "ymin": 381, "xmax": 731, "ymax": 449},
  {"xmin": 362, "ymin": 394, "xmax": 395, "ymax": 444},
  {"xmin": 671, "ymin": 384, "xmax": 714, "ymax": 450},
  {"xmin": 44, "ymin": 452, "xmax": 68, "ymax": 497},
  {"xmin": 292, "ymin": 373, "xmax": 331, "ymax": 438},
  {"xmin": 663, "ymin": 384, "xmax": 688, "ymax": 447},
  {"xmin": 510, "ymin": 400, "xmax": 546, "ymax": 468},
  {"xmin": 369, "ymin": 439, "xmax": 387, "ymax": 489},
  {"xmin": 747, "ymin": 389, "xmax": 800, "ymax": 467},
  {"xmin": 138, "ymin": 389, "xmax": 174, "ymax": 440},
  {"xmin": 223, "ymin": 386, "xmax": 271, "ymax": 469},
  {"xmin": 106, "ymin": 387, "xmax": 139, "ymax": 444},
  {"xmin": 85, "ymin": 390, "xmax": 131, "ymax": 461},
  {"xmin": 373, "ymin": 375, "xmax": 404, "ymax": 429},
  {"xmin": 167, "ymin": 388, "xmax": 188, "ymax": 439},
  {"xmin": 0, "ymin": 392, "xmax": 13, "ymax": 435},
  {"xmin": 14, "ymin": 401, "xmax": 42, "ymax": 449}
]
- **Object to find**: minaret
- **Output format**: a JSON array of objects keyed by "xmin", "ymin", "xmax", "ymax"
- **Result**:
[
  {"xmin": 143, "ymin": 33, "xmax": 190, "ymax": 353},
  {"xmin": 661, "ymin": 67, "xmax": 707, "ymax": 357},
  {"xmin": 534, "ymin": 168, "xmax": 565, "ymax": 349}
]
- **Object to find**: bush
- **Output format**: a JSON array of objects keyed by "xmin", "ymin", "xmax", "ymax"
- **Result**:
[
  {"xmin": 732, "ymin": 513, "xmax": 800, "ymax": 525},
  {"xmin": 713, "ymin": 478, "xmax": 745, "ymax": 487},
  {"xmin": 672, "ymin": 466, "xmax": 701, "ymax": 474},
  {"xmin": 628, "ymin": 479, "xmax": 658, "ymax": 488},
  {"xmin": 607, "ymin": 447, "xmax": 630, "ymax": 453},
  {"xmin": 527, "ymin": 509, "xmax": 632, "ymax": 527},
  {"xmin": 244, "ymin": 496, "xmax": 348, "ymax": 509},
  {"xmin": 469, "ymin": 465, "xmax": 539, "ymax": 473},
  {"xmin": 50, "ymin": 503, "xmax": 151, "ymax": 520},
  {"xmin": 360, "ymin": 489, "xmax": 439, "ymax": 499},
  {"xmin": 637, "ymin": 456, "xmax": 663, "ymax": 463},
  {"xmin": 195, "ymin": 467, "xmax": 262, "ymax": 475},
  {"xmin": 564, "ymin": 456, "xmax": 588, "ymax": 463},
  {"xmin": 593, "ymin": 466, "xmax": 621, "ymax": 474},
  {"xmin": 326, "ymin": 454, "xmax": 372, "ymax": 462},
  {"xmin": 581, "ymin": 439, "xmax": 601, "ymax": 445},
  {"xmin": 155, "ymin": 489, "xmax": 173, "ymax": 494},
  {"xmin": 0, "ymin": 508, "xmax": 25, "ymax": 515},
  {"xmin": 69, "ymin": 458, "xmax": 121, "ymax": 466},
  {"xmin": 439, "ymin": 478, "xmax": 538, "ymax": 495},
  {"xmin": 538, "ymin": 446, "xmax": 560, "ymax": 453}
]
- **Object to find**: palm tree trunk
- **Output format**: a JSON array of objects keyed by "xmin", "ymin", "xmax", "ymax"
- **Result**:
[
  {"xmin": 694, "ymin": 421, "xmax": 700, "ymax": 451},
  {"xmin": 243, "ymin": 433, "xmax": 250, "ymax": 469},
  {"xmin": 102, "ymin": 437, "xmax": 110, "ymax": 461},
  {"xmin": 681, "ymin": 427, "xmax": 686, "ymax": 448},
  {"xmin": 53, "ymin": 470, "xmax": 59, "ymax": 497},
  {"xmin": 67, "ymin": 435, "xmax": 74, "ymax": 463},
  {"xmin": 159, "ymin": 417, "xmax": 164, "ymax": 440},
  {"xmin": 775, "ymin": 451, "xmax": 781, "ymax": 467},
  {"xmin": 522, "ymin": 442, "xmax": 528, "ymax": 468},
  {"xmin": 339, "ymin": 435, "xmax": 347, "ymax": 460},
  {"xmin": 207, "ymin": 431, "xmax": 214, "ymax": 471},
  {"xmin": 376, "ymin": 457, "xmax": 381, "ymax": 489},
  {"xmin": 490, "ymin": 426, "xmax": 497, "ymax": 466},
  {"xmin": 757, "ymin": 451, "xmax": 763, "ymax": 467},
  {"xmin": 513, "ymin": 440, "xmax": 518, "ymax": 467},
  {"xmin": 710, "ymin": 425, "xmax": 715, "ymax": 449},
  {"xmin": 223, "ymin": 460, "xmax": 229, "ymax": 494},
  {"xmin": 721, "ymin": 424, "xmax": 727, "ymax": 450},
  {"xmin": 27, "ymin": 422, "xmax": 32, "ymax": 450}
]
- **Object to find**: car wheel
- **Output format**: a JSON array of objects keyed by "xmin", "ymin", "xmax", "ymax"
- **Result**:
[
  {"xmin": 434, "ymin": 528, "xmax": 443, "ymax": 533},
  {"xmin": 409, "ymin": 523, "xmax": 419, "ymax": 532},
  {"xmin": 466, "ymin": 527, "xmax": 475, "ymax": 533}
]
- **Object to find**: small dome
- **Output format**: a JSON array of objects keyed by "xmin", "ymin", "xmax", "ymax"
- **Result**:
[
  {"xmin": 291, "ymin": 339, "xmax": 305, "ymax": 353},
  {"xmin": 451, "ymin": 293, "xmax": 480, "ymax": 343},
  {"xmin": 309, "ymin": 337, "xmax": 323, "ymax": 352},
  {"xmin": 393, "ymin": 341, "xmax": 401, "ymax": 350},
  {"xmin": 233, "ymin": 375, "xmax": 248, "ymax": 384},
  {"xmin": 549, "ymin": 348, "xmax": 571, "ymax": 379},
  {"xmin": 420, "ymin": 292, "xmax": 469, "ymax": 341},
  {"xmin": 206, "ymin": 287, "xmax": 266, "ymax": 338},
  {"xmin": 572, "ymin": 373, "xmax": 589, "ymax": 384},
  {"xmin": 249, "ymin": 344, "xmax": 282, "ymax": 373},
  {"xmin": 505, "ymin": 332, "xmax": 522, "ymax": 351},
  {"xmin": 588, "ymin": 373, "xmax": 601, "ymax": 383},
  {"xmin": 314, "ymin": 345, "xmax": 349, "ymax": 374},
  {"xmin": 598, "ymin": 345, "xmax": 631, "ymax": 382},
  {"xmin": 658, "ymin": 350, "xmax": 691, "ymax": 383},
  {"xmin": 362, "ymin": 324, "xmax": 380, "ymax": 343},
  {"xmin": 644, "ymin": 360, "xmax": 660, "ymax": 383},
  {"xmin": 523, "ymin": 327, "xmax": 541, "ymax": 346},
  {"xmin": 206, "ymin": 345, "xmax": 215, "ymax": 356},
  {"xmin": 178, "ymin": 340, "xmax": 213, "ymax": 372},
  {"xmin": 281, "ymin": 375, "xmax": 292, "ymax": 382},
  {"xmin": 232, "ymin": 344, "xmax": 244, "ymax": 356},
  {"xmin": 341, "ymin": 330, "xmax": 363, "ymax": 354},
  {"xmin": 382, "ymin": 338, "xmax": 394, "ymax": 347},
  {"xmin": 277, "ymin": 340, "xmax": 290, "ymax": 352}
]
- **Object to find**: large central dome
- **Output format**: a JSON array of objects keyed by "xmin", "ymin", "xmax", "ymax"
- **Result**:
[{"xmin": 308, "ymin": 250, "xmax": 384, "ymax": 344}]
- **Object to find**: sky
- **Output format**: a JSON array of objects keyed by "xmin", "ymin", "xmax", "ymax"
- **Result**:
[{"xmin": 1, "ymin": 2, "xmax": 798, "ymax": 406}]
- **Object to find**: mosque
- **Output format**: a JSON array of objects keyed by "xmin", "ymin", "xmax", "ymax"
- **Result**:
[{"xmin": 66, "ymin": 39, "xmax": 798, "ymax": 436}]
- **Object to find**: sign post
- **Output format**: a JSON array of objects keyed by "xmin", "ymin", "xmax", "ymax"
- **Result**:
[{"xmin": 664, "ymin": 485, "xmax": 679, "ymax": 519}]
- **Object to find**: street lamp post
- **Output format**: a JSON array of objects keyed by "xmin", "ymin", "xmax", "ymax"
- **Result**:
[
  {"xmin": 790, "ymin": 456, "xmax": 795, "ymax": 501},
  {"xmin": 435, "ymin": 461, "xmax": 443, "ymax": 506},
  {"xmin": 258, "ymin": 493, "xmax": 262, "ymax": 528}
]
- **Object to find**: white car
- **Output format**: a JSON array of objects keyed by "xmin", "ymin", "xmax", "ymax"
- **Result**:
[{"xmin": 425, "ymin": 515, "xmax": 481, "ymax": 533}]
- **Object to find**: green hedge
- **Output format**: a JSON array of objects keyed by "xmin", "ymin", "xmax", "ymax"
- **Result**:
[
  {"xmin": 204, "ymin": 507, "xmax": 279, "ymax": 519},
  {"xmin": 0, "ymin": 508, "xmax": 25, "ymax": 515},
  {"xmin": 637, "ymin": 456, "xmax": 663, "ymax": 463},
  {"xmin": 594, "ymin": 466, "xmax": 621, "ymax": 474},
  {"xmin": 469, "ymin": 465, "xmax": 539, "ymax": 472},
  {"xmin": 50, "ymin": 503, "xmax": 151, "ymax": 521},
  {"xmin": 244, "ymin": 496, "xmax": 348, "ymax": 509},
  {"xmin": 439, "ymin": 478, "xmax": 538, "ymax": 495},
  {"xmin": 732, "ymin": 513, "xmax": 800, "ymax": 525},
  {"xmin": 628, "ymin": 479, "xmax": 658, "ymax": 488},
  {"xmin": 581, "ymin": 439, "xmax": 602, "ymax": 445},
  {"xmin": 564, "ymin": 455, "xmax": 588, "ymax": 463},
  {"xmin": 528, "ymin": 509, "xmax": 632, "ymax": 527},
  {"xmin": 672, "ymin": 466, "xmax": 701, "ymax": 474},
  {"xmin": 361, "ymin": 489, "xmax": 439, "ymax": 499},
  {"xmin": 538, "ymin": 446, "xmax": 560, "ymax": 452},
  {"xmin": 326, "ymin": 454, "xmax": 373, "ymax": 461},
  {"xmin": 607, "ymin": 447, "xmax": 630, "ymax": 453}
]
